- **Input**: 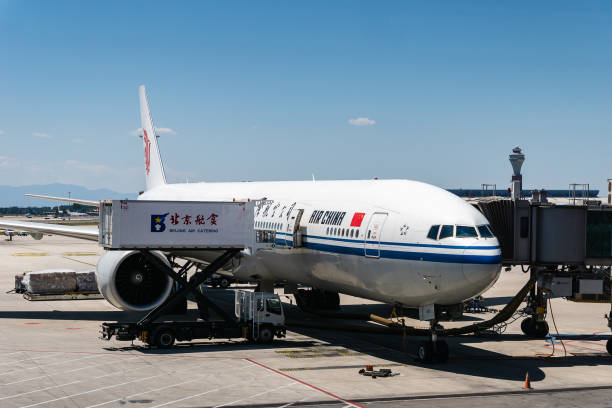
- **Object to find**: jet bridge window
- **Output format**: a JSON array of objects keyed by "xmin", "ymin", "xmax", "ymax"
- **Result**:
[
  {"xmin": 477, "ymin": 225, "xmax": 493, "ymax": 238},
  {"xmin": 439, "ymin": 225, "xmax": 454, "ymax": 239},
  {"xmin": 427, "ymin": 225, "xmax": 440, "ymax": 240},
  {"xmin": 456, "ymin": 225, "xmax": 478, "ymax": 238}
]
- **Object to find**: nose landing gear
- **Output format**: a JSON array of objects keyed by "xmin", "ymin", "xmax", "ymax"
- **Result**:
[{"xmin": 417, "ymin": 320, "xmax": 449, "ymax": 363}]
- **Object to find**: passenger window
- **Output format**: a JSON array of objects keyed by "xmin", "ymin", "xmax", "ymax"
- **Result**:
[
  {"xmin": 326, "ymin": 227, "xmax": 330, "ymax": 235},
  {"xmin": 266, "ymin": 298, "xmax": 282, "ymax": 315},
  {"xmin": 367, "ymin": 230, "xmax": 371, "ymax": 239},
  {"xmin": 456, "ymin": 226, "xmax": 478, "ymax": 238},
  {"xmin": 333, "ymin": 228, "xmax": 337, "ymax": 235},
  {"xmin": 439, "ymin": 225, "xmax": 453, "ymax": 239},
  {"xmin": 355, "ymin": 230, "xmax": 359, "ymax": 238},
  {"xmin": 427, "ymin": 225, "xmax": 440, "ymax": 240},
  {"xmin": 350, "ymin": 229, "xmax": 354, "ymax": 238}
]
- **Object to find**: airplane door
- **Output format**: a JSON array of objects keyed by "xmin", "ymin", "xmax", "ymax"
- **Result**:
[
  {"xmin": 285, "ymin": 208, "xmax": 304, "ymax": 248},
  {"xmin": 364, "ymin": 212, "xmax": 387, "ymax": 258}
]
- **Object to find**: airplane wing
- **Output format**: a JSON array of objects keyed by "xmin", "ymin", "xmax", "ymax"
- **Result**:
[
  {"xmin": 25, "ymin": 194, "xmax": 100, "ymax": 207},
  {"xmin": 0, "ymin": 220, "xmax": 98, "ymax": 241}
]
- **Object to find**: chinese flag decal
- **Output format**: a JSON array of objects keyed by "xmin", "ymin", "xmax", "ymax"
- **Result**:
[
  {"xmin": 350, "ymin": 212, "xmax": 365, "ymax": 227},
  {"xmin": 143, "ymin": 130, "xmax": 151, "ymax": 175}
]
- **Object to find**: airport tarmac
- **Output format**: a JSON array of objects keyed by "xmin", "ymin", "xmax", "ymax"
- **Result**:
[{"xmin": 0, "ymin": 234, "xmax": 611, "ymax": 407}]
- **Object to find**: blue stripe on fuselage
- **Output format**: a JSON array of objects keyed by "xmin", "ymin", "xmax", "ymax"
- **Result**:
[
  {"xmin": 271, "ymin": 235, "xmax": 501, "ymax": 265},
  {"xmin": 275, "ymin": 231, "xmax": 500, "ymax": 251}
]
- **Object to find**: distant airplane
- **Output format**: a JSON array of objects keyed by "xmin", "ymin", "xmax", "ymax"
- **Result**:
[
  {"xmin": 65, "ymin": 210, "xmax": 90, "ymax": 217},
  {"xmin": 0, "ymin": 86, "xmax": 502, "ymax": 361},
  {"xmin": 2, "ymin": 229, "xmax": 40, "ymax": 241}
]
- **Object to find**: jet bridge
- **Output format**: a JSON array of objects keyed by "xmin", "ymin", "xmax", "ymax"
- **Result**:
[{"xmin": 474, "ymin": 198, "xmax": 612, "ymax": 354}]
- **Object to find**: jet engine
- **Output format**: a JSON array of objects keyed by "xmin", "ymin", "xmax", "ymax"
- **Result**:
[{"xmin": 96, "ymin": 250, "xmax": 174, "ymax": 311}]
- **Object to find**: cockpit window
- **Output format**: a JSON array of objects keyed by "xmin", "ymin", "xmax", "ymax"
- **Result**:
[
  {"xmin": 439, "ymin": 225, "xmax": 454, "ymax": 239},
  {"xmin": 477, "ymin": 225, "xmax": 493, "ymax": 238},
  {"xmin": 427, "ymin": 225, "xmax": 440, "ymax": 240},
  {"xmin": 456, "ymin": 225, "xmax": 478, "ymax": 238}
]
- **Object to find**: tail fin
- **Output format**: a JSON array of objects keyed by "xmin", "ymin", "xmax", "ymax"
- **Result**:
[{"xmin": 139, "ymin": 85, "xmax": 167, "ymax": 190}]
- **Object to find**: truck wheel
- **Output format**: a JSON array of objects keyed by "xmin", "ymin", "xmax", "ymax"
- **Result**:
[
  {"xmin": 155, "ymin": 328, "xmax": 175, "ymax": 348},
  {"xmin": 220, "ymin": 278, "xmax": 230, "ymax": 288},
  {"xmin": 257, "ymin": 326, "xmax": 274, "ymax": 344}
]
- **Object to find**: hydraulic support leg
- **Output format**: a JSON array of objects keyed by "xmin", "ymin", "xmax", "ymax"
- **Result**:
[
  {"xmin": 521, "ymin": 266, "xmax": 549, "ymax": 338},
  {"xmin": 138, "ymin": 249, "xmax": 240, "ymax": 326}
]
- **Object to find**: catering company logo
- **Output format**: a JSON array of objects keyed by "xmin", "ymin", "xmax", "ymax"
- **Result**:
[{"xmin": 151, "ymin": 213, "xmax": 169, "ymax": 232}]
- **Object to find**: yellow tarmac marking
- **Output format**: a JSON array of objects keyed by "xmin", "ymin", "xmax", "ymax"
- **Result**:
[
  {"xmin": 276, "ymin": 347, "xmax": 361, "ymax": 358},
  {"xmin": 62, "ymin": 257, "xmax": 97, "ymax": 267},
  {"xmin": 12, "ymin": 253, "xmax": 50, "ymax": 257},
  {"xmin": 13, "ymin": 245, "xmax": 47, "ymax": 252},
  {"xmin": 62, "ymin": 252, "xmax": 97, "ymax": 256}
]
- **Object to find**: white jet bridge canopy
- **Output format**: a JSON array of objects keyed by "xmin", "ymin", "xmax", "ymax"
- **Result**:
[{"xmin": 99, "ymin": 199, "xmax": 261, "ymax": 250}]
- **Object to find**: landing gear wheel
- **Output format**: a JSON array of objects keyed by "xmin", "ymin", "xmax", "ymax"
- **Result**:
[
  {"xmin": 521, "ymin": 318, "xmax": 549, "ymax": 338},
  {"xmin": 257, "ymin": 326, "xmax": 274, "ymax": 344},
  {"xmin": 606, "ymin": 339, "xmax": 612, "ymax": 356},
  {"xmin": 155, "ymin": 328, "xmax": 176, "ymax": 349},
  {"xmin": 219, "ymin": 278, "xmax": 230, "ymax": 288},
  {"xmin": 533, "ymin": 321, "xmax": 549, "ymax": 338},
  {"xmin": 520, "ymin": 317, "xmax": 533, "ymax": 335},
  {"xmin": 434, "ymin": 340, "xmax": 449, "ymax": 362},
  {"xmin": 417, "ymin": 341, "xmax": 433, "ymax": 363}
]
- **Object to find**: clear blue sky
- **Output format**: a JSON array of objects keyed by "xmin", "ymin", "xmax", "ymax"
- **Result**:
[{"xmin": 0, "ymin": 1, "xmax": 610, "ymax": 193}]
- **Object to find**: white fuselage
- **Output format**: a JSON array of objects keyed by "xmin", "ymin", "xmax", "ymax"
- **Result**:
[{"xmin": 140, "ymin": 179, "xmax": 502, "ymax": 307}]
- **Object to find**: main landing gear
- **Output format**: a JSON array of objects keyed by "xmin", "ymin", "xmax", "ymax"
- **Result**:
[
  {"xmin": 294, "ymin": 289, "xmax": 340, "ymax": 310},
  {"xmin": 417, "ymin": 320, "xmax": 449, "ymax": 363}
]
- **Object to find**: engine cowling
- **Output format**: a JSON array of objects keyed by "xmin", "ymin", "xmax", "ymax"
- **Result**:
[{"xmin": 96, "ymin": 250, "xmax": 174, "ymax": 311}]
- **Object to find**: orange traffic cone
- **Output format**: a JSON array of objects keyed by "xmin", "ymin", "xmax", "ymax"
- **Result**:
[{"xmin": 524, "ymin": 372, "xmax": 532, "ymax": 389}]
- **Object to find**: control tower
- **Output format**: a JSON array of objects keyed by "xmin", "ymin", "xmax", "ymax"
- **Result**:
[{"xmin": 509, "ymin": 146, "xmax": 525, "ymax": 200}]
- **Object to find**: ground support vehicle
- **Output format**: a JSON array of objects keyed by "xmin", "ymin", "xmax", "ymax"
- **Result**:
[{"xmin": 101, "ymin": 249, "xmax": 285, "ymax": 347}]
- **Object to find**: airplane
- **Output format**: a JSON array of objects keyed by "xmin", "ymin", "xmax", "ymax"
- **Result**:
[
  {"xmin": 65, "ymin": 210, "xmax": 91, "ymax": 217},
  {"xmin": 2, "ymin": 229, "xmax": 40, "ymax": 241},
  {"xmin": 0, "ymin": 86, "xmax": 502, "ymax": 361}
]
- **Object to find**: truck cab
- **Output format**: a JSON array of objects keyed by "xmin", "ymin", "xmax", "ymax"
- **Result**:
[{"xmin": 235, "ymin": 290, "xmax": 286, "ymax": 343}]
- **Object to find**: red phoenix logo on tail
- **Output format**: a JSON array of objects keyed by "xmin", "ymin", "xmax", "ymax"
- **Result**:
[{"xmin": 143, "ymin": 129, "xmax": 151, "ymax": 175}]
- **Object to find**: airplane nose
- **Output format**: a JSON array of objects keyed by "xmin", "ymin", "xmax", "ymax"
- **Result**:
[{"xmin": 461, "ymin": 241, "xmax": 502, "ymax": 295}]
